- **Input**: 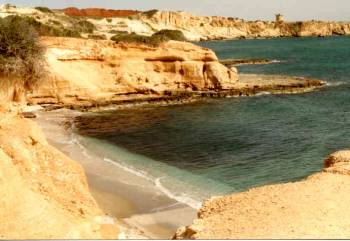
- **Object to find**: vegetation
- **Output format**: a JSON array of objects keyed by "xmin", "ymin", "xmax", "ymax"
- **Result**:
[
  {"xmin": 88, "ymin": 34, "xmax": 107, "ymax": 40},
  {"xmin": 4, "ymin": 15, "xmax": 81, "ymax": 38},
  {"xmin": 0, "ymin": 15, "xmax": 45, "ymax": 100},
  {"xmin": 35, "ymin": 6, "xmax": 53, "ymax": 13},
  {"xmin": 76, "ymin": 20, "xmax": 96, "ymax": 33},
  {"xmin": 143, "ymin": 9, "xmax": 159, "ymax": 18},
  {"xmin": 108, "ymin": 30, "xmax": 128, "ymax": 35},
  {"xmin": 152, "ymin": 29, "xmax": 187, "ymax": 42},
  {"xmin": 111, "ymin": 29, "xmax": 187, "ymax": 46},
  {"xmin": 106, "ymin": 18, "xmax": 112, "ymax": 23}
]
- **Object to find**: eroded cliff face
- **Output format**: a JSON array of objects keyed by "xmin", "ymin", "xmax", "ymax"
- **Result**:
[
  {"xmin": 138, "ymin": 11, "xmax": 350, "ymax": 41},
  {"xmin": 0, "ymin": 106, "xmax": 118, "ymax": 239},
  {"xmin": 28, "ymin": 37, "xmax": 238, "ymax": 108},
  {"xmin": 174, "ymin": 150, "xmax": 350, "ymax": 239},
  {"xmin": 63, "ymin": 7, "xmax": 140, "ymax": 18}
]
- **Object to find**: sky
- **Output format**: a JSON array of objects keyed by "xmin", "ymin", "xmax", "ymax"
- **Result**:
[{"xmin": 3, "ymin": 0, "xmax": 350, "ymax": 21}]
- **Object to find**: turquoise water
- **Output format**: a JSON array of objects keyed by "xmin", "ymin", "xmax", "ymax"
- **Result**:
[{"xmin": 73, "ymin": 37, "xmax": 350, "ymax": 203}]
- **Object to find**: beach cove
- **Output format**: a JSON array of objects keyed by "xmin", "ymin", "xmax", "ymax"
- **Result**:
[{"xmin": 2, "ymin": 3, "xmax": 350, "ymax": 237}]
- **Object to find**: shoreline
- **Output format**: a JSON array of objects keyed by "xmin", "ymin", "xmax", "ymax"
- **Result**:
[
  {"xmin": 33, "ymin": 108, "xmax": 197, "ymax": 239},
  {"xmin": 35, "ymin": 74, "xmax": 326, "ymax": 113}
]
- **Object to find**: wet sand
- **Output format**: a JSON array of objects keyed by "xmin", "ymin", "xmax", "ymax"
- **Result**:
[{"xmin": 33, "ymin": 108, "xmax": 197, "ymax": 239}]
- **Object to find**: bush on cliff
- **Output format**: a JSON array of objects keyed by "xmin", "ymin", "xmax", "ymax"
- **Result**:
[
  {"xmin": 111, "ymin": 29, "xmax": 187, "ymax": 46},
  {"xmin": 76, "ymin": 20, "xmax": 96, "ymax": 33},
  {"xmin": 152, "ymin": 29, "xmax": 187, "ymax": 42},
  {"xmin": 0, "ymin": 15, "xmax": 45, "ymax": 100},
  {"xmin": 143, "ymin": 9, "xmax": 159, "ymax": 18},
  {"xmin": 88, "ymin": 34, "xmax": 107, "ymax": 40},
  {"xmin": 4, "ymin": 15, "xmax": 81, "ymax": 38},
  {"xmin": 35, "ymin": 6, "xmax": 53, "ymax": 13}
]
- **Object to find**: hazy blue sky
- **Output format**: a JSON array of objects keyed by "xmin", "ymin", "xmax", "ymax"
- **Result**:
[{"xmin": 4, "ymin": 0, "xmax": 350, "ymax": 21}]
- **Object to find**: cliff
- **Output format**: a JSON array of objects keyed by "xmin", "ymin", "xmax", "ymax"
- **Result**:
[
  {"xmin": 28, "ymin": 37, "xmax": 238, "ymax": 109},
  {"xmin": 0, "ymin": 105, "xmax": 118, "ymax": 239},
  {"xmin": 2, "ymin": 5, "xmax": 350, "ymax": 41},
  {"xmin": 174, "ymin": 150, "xmax": 350, "ymax": 239},
  {"xmin": 139, "ymin": 11, "xmax": 350, "ymax": 41},
  {"xmin": 63, "ymin": 7, "xmax": 140, "ymax": 18},
  {"xmin": 27, "ymin": 37, "xmax": 325, "ymax": 110}
]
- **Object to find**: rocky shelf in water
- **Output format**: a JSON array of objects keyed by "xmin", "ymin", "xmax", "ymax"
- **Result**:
[
  {"xmin": 35, "ymin": 74, "xmax": 326, "ymax": 112},
  {"xmin": 220, "ymin": 58, "xmax": 279, "ymax": 66}
]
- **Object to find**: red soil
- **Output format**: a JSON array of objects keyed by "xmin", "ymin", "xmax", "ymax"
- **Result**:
[{"xmin": 63, "ymin": 7, "xmax": 140, "ymax": 18}]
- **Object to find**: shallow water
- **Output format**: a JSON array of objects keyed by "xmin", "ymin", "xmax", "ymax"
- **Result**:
[{"xmin": 73, "ymin": 36, "xmax": 350, "ymax": 204}]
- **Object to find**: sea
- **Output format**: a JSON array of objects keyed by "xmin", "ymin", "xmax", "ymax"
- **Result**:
[{"xmin": 72, "ymin": 36, "xmax": 350, "ymax": 208}]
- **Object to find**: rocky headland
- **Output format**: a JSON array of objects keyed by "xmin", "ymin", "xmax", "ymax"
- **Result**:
[
  {"xmin": 174, "ymin": 150, "xmax": 350, "ymax": 239},
  {"xmin": 26, "ymin": 37, "xmax": 324, "ymax": 111},
  {"xmin": 1, "ymin": 5, "xmax": 350, "ymax": 42},
  {"xmin": 0, "ymin": 5, "xmax": 342, "ymax": 240},
  {"xmin": 137, "ymin": 11, "xmax": 350, "ymax": 41}
]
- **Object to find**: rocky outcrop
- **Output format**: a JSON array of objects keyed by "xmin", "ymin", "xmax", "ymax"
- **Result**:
[
  {"xmin": 137, "ymin": 11, "xmax": 350, "ymax": 41},
  {"xmin": 28, "ymin": 37, "xmax": 238, "ymax": 109},
  {"xmin": 63, "ymin": 7, "xmax": 140, "ymax": 18},
  {"xmin": 0, "ymin": 106, "xmax": 118, "ymax": 239},
  {"xmin": 3, "ymin": 5, "xmax": 350, "ymax": 41},
  {"xmin": 174, "ymin": 150, "xmax": 350, "ymax": 239},
  {"xmin": 27, "ymin": 37, "xmax": 325, "ymax": 110}
]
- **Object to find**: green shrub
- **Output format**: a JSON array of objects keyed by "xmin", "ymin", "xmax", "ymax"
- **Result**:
[
  {"xmin": 0, "ymin": 16, "xmax": 44, "ymax": 100},
  {"xmin": 106, "ymin": 18, "xmax": 112, "ymax": 23},
  {"xmin": 88, "ymin": 34, "xmax": 107, "ymax": 40},
  {"xmin": 76, "ymin": 20, "xmax": 96, "ymax": 33},
  {"xmin": 152, "ymin": 29, "xmax": 187, "ymax": 42},
  {"xmin": 49, "ymin": 19, "xmax": 62, "ymax": 26},
  {"xmin": 143, "ymin": 9, "xmax": 159, "ymax": 18},
  {"xmin": 111, "ymin": 33, "xmax": 159, "ymax": 46},
  {"xmin": 35, "ymin": 6, "xmax": 53, "ymax": 13},
  {"xmin": 111, "ymin": 29, "xmax": 187, "ymax": 46},
  {"xmin": 4, "ymin": 15, "xmax": 81, "ymax": 38},
  {"xmin": 108, "ymin": 30, "xmax": 128, "ymax": 34}
]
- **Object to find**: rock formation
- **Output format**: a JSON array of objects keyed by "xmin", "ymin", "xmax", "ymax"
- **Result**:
[
  {"xmin": 63, "ymin": 7, "xmax": 140, "ymax": 18},
  {"xmin": 174, "ymin": 150, "xmax": 350, "ymax": 239},
  {"xmin": 2, "ymin": 5, "xmax": 350, "ymax": 41},
  {"xmin": 138, "ymin": 11, "xmax": 350, "ymax": 41},
  {"xmin": 0, "ymin": 106, "xmax": 118, "ymax": 239},
  {"xmin": 28, "ymin": 37, "xmax": 238, "ymax": 109}
]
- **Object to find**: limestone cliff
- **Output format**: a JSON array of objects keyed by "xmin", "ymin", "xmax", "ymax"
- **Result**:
[
  {"xmin": 139, "ymin": 11, "xmax": 350, "ymax": 41},
  {"xmin": 28, "ymin": 37, "xmax": 238, "ymax": 109},
  {"xmin": 174, "ymin": 150, "xmax": 350, "ymax": 239},
  {"xmin": 2, "ymin": 5, "xmax": 350, "ymax": 42},
  {"xmin": 0, "ymin": 106, "xmax": 118, "ymax": 239}
]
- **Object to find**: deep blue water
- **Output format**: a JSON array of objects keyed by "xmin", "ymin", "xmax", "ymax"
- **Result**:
[{"xmin": 73, "ymin": 37, "xmax": 350, "ymax": 203}]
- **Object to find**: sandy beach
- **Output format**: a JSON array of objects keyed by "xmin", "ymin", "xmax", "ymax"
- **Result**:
[{"xmin": 34, "ymin": 108, "xmax": 197, "ymax": 239}]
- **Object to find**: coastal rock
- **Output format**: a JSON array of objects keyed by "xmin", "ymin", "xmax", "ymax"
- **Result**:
[
  {"xmin": 28, "ymin": 37, "xmax": 238, "ymax": 108},
  {"xmin": 174, "ymin": 150, "xmax": 350, "ymax": 239},
  {"xmin": 63, "ymin": 7, "xmax": 139, "ymax": 18},
  {"xmin": 137, "ymin": 11, "xmax": 350, "ymax": 41},
  {"xmin": 0, "ymin": 109, "xmax": 118, "ymax": 239}
]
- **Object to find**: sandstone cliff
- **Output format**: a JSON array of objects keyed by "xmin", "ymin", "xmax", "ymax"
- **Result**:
[
  {"xmin": 139, "ymin": 11, "xmax": 350, "ymax": 41},
  {"xmin": 0, "ymin": 106, "xmax": 118, "ymax": 239},
  {"xmin": 2, "ymin": 5, "xmax": 350, "ymax": 42},
  {"xmin": 28, "ymin": 37, "xmax": 238, "ymax": 109},
  {"xmin": 63, "ymin": 7, "xmax": 140, "ymax": 18},
  {"xmin": 174, "ymin": 150, "xmax": 350, "ymax": 239}
]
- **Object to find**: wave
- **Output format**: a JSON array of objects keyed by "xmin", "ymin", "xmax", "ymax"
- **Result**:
[
  {"xmin": 72, "ymin": 134, "xmax": 202, "ymax": 209},
  {"xmin": 103, "ymin": 158, "xmax": 202, "ymax": 209},
  {"xmin": 326, "ymin": 81, "xmax": 346, "ymax": 87}
]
